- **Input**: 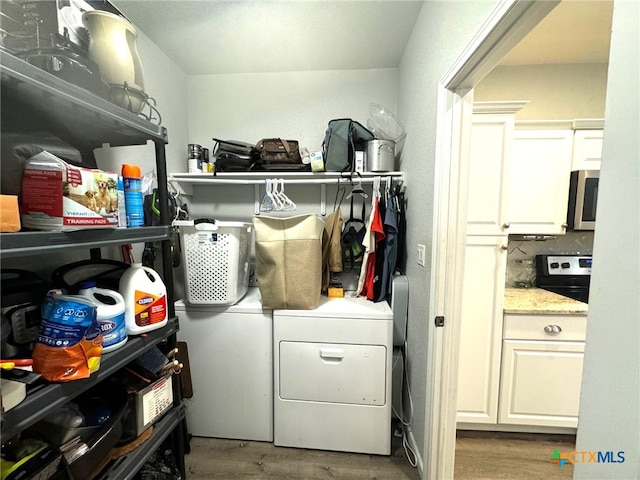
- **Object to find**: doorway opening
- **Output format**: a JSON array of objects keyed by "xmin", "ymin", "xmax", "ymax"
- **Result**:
[{"xmin": 424, "ymin": 0, "xmax": 612, "ymax": 478}]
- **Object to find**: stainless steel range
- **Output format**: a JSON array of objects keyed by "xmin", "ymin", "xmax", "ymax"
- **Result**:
[{"xmin": 535, "ymin": 254, "xmax": 592, "ymax": 303}]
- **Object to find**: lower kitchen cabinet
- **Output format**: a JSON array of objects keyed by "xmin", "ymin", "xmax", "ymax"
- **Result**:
[
  {"xmin": 498, "ymin": 340, "xmax": 584, "ymax": 428},
  {"xmin": 498, "ymin": 313, "xmax": 587, "ymax": 429},
  {"xmin": 458, "ymin": 308, "xmax": 587, "ymax": 430}
]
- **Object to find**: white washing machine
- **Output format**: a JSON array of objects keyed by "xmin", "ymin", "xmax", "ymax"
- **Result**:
[
  {"xmin": 273, "ymin": 295, "xmax": 393, "ymax": 455},
  {"xmin": 174, "ymin": 287, "xmax": 273, "ymax": 441}
]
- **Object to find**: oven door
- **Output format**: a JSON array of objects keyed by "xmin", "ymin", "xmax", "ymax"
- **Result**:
[{"xmin": 541, "ymin": 286, "xmax": 590, "ymax": 304}]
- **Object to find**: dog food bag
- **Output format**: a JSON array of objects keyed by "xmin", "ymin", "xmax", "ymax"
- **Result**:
[
  {"xmin": 32, "ymin": 290, "xmax": 103, "ymax": 382},
  {"xmin": 20, "ymin": 150, "xmax": 120, "ymax": 231}
]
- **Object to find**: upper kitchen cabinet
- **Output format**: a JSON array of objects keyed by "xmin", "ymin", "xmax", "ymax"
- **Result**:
[
  {"xmin": 466, "ymin": 102, "xmax": 527, "ymax": 236},
  {"xmin": 571, "ymin": 120, "xmax": 605, "ymax": 171},
  {"xmin": 508, "ymin": 129, "xmax": 574, "ymax": 235}
]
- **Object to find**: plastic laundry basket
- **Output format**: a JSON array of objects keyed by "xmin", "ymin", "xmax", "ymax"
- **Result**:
[{"xmin": 175, "ymin": 219, "xmax": 252, "ymax": 305}]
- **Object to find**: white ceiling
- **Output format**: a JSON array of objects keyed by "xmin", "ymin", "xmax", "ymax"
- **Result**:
[
  {"xmin": 111, "ymin": 1, "xmax": 424, "ymax": 75},
  {"xmin": 112, "ymin": 0, "xmax": 612, "ymax": 76},
  {"xmin": 500, "ymin": 0, "xmax": 612, "ymax": 65}
]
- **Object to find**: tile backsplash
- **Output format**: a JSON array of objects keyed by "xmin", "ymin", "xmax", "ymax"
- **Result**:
[{"xmin": 506, "ymin": 231, "xmax": 594, "ymax": 287}]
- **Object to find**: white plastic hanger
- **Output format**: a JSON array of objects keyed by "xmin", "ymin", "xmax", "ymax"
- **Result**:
[
  {"xmin": 346, "ymin": 173, "xmax": 368, "ymax": 199},
  {"xmin": 259, "ymin": 179, "xmax": 275, "ymax": 212}
]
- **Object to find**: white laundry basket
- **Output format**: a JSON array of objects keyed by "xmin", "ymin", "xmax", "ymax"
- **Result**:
[{"xmin": 175, "ymin": 219, "xmax": 252, "ymax": 305}]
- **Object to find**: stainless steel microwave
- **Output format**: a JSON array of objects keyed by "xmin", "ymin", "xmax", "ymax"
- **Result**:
[{"xmin": 567, "ymin": 170, "xmax": 599, "ymax": 230}]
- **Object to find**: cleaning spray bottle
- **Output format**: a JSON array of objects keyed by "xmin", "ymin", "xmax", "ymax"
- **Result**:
[{"xmin": 119, "ymin": 263, "xmax": 168, "ymax": 335}]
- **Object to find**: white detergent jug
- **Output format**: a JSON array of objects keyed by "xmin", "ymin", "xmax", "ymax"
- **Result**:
[
  {"xmin": 119, "ymin": 263, "xmax": 168, "ymax": 335},
  {"xmin": 78, "ymin": 282, "xmax": 127, "ymax": 353}
]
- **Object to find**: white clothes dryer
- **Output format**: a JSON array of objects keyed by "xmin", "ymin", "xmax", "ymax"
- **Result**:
[{"xmin": 273, "ymin": 295, "xmax": 393, "ymax": 455}]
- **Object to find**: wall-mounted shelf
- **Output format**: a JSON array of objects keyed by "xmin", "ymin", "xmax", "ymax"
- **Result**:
[
  {"xmin": 168, "ymin": 171, "xmax": 405, "ymax": 215},
  {"xmin": 169, "ymin": 171, "xmax": 404, "ymax": 185}
]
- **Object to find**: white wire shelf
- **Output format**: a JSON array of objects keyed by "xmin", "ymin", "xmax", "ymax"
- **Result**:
[
  {"xmin": 168, "ymin": 171, "xmax": 405, "ymax": 216},
  {"xmin": 168, "ymin": 171, "xmax": 404, "ymax": 186}
]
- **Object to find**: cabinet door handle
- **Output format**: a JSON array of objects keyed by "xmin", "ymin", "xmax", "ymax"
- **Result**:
[
  {"xmin": 544, "ymin": 324, "xmax": 562, "ymax": 335},
  {"xmin": 319, "ymin": 348, "xmax": 344, "ymax": 362},
  {"xmin": 501, "ymin": 244, "xmax": 508, "ymax": 250},
  {"xmin": 502, "ymin": 223, "xmax": 511, "ymax": 229}
]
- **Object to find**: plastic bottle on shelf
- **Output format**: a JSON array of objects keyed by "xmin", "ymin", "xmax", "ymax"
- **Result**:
[
  {"xmin": 78, "ymin": 281, "xmax": 127, "ymax": 353},
  {"xmin": 117, "ymin": 175, "xmax": 127, "ymax": 228},
  {"xmin": 122, "ymin": 164, "xmax": 144, "ymax": 227},
  {"xmin": 119, "ymin": 263, "xmax": 168, "ymax": 335}
]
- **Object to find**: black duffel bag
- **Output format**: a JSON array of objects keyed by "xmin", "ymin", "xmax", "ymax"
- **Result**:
[{"xmin": 212, "ymin": 138, "xmax": 260, "ymax": 172}]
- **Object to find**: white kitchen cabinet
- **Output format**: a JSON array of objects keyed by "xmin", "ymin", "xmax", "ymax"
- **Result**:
[
  {"xmin": 508, "ymin": 129, "xmax": 574, "ymax": 235},
  {"xmin": 572, "ymin": 129, "xmax": 604, "ymax": 171},
  {"xmin": 498, "ymin": 314, "xmax": 586, "ymax": 428},
  {"xmin": 456, "ymin": 235, "xmax": 508, "ymax": 424},
  {"xmin": 466, "ymin": 116, "xmax": 513, "ymax": 236}
]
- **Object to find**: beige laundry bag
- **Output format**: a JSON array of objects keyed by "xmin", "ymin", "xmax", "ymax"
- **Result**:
[{"xmin": 253, "ymin": 214, "xmax": 325, "ymax": 309}]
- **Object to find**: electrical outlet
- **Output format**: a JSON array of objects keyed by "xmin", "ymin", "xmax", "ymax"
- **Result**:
[{"xmin": 417, "ymin": 244, "xmax": 426, "ymax": 266}]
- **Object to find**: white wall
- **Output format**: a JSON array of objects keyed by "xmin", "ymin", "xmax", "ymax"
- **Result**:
[
  {"xmin": 475, "ymin": 63, "xmax": 608, "ymax": 120},
  {"xmin": 178, "ymin": 68, "xmax": 398, "ymax": 238},
  {"xmin": 185, "ymin": 68, "xmax": 398, "ymax": 167},
  {"xmin": 396, "ymin": 0, "xmax": 498, "ymax": 471},
  {"xmin": 574, "ymin": 1, "xmax": 639, "ymax": 478}
]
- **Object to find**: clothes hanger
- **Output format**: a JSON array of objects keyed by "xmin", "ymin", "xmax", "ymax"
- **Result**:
[
  {"xmin": 259, "ymin": 179, "xmax": 275, "ymax": 212},
  {"xmin": 277, "ymin": 178, "xmax": 296, "ymax": 211},
  {"xmin": 346, "ymin": 172, "xmax": 368, "ymax": 199}
]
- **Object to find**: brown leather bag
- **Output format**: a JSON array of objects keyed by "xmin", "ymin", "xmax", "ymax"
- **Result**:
[{"xmin": 255, "ymin": 138, "xmax": 302, "ymax": 164}]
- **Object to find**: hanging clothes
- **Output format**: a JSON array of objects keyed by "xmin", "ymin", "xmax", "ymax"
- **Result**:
[
  {"xmin": 321, "ymin": 207, "xmax": 344, "ymax": 292},
  {"xmin": 356, "ymin": 177, "xmax": 384, "ymax": 299},
  {"xmin": 371, "ymin": 191, "xmax": 387, "ymax": 300},
  {"xmin": 362, "ymin": 196, "xmax": 386, "ymax": 300},
  {"xmin": 394, "ymin": 187, "xmax": 407, "ymax": 272},
  {"xmin": 375, "ymin": 180, "xmax": 400, "ymax": 302}
]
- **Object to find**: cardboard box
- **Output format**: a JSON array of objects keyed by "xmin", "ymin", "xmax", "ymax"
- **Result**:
[{"xmin": 133, "ymin": 374, "xmax": 173, "ymax": 436}]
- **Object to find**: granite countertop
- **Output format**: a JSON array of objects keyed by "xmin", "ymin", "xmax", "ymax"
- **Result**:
[{"xmin": 504, "ymin": 287, "xmax": 588, "ymax": 315}]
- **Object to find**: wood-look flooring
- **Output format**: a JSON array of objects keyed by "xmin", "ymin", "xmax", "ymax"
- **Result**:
[
  {"xmin": 454, "ymin": 431, "xmax": 575, "ymax": 479},
  {"xmin": 184, "ymin": 430, "xmax": 575, "ymax": 479}
]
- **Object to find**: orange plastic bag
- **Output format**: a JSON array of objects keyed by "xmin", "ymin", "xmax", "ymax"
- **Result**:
[{"xmin": 32, "ymin": 290, "xmax": 103, "ymax": 382}]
